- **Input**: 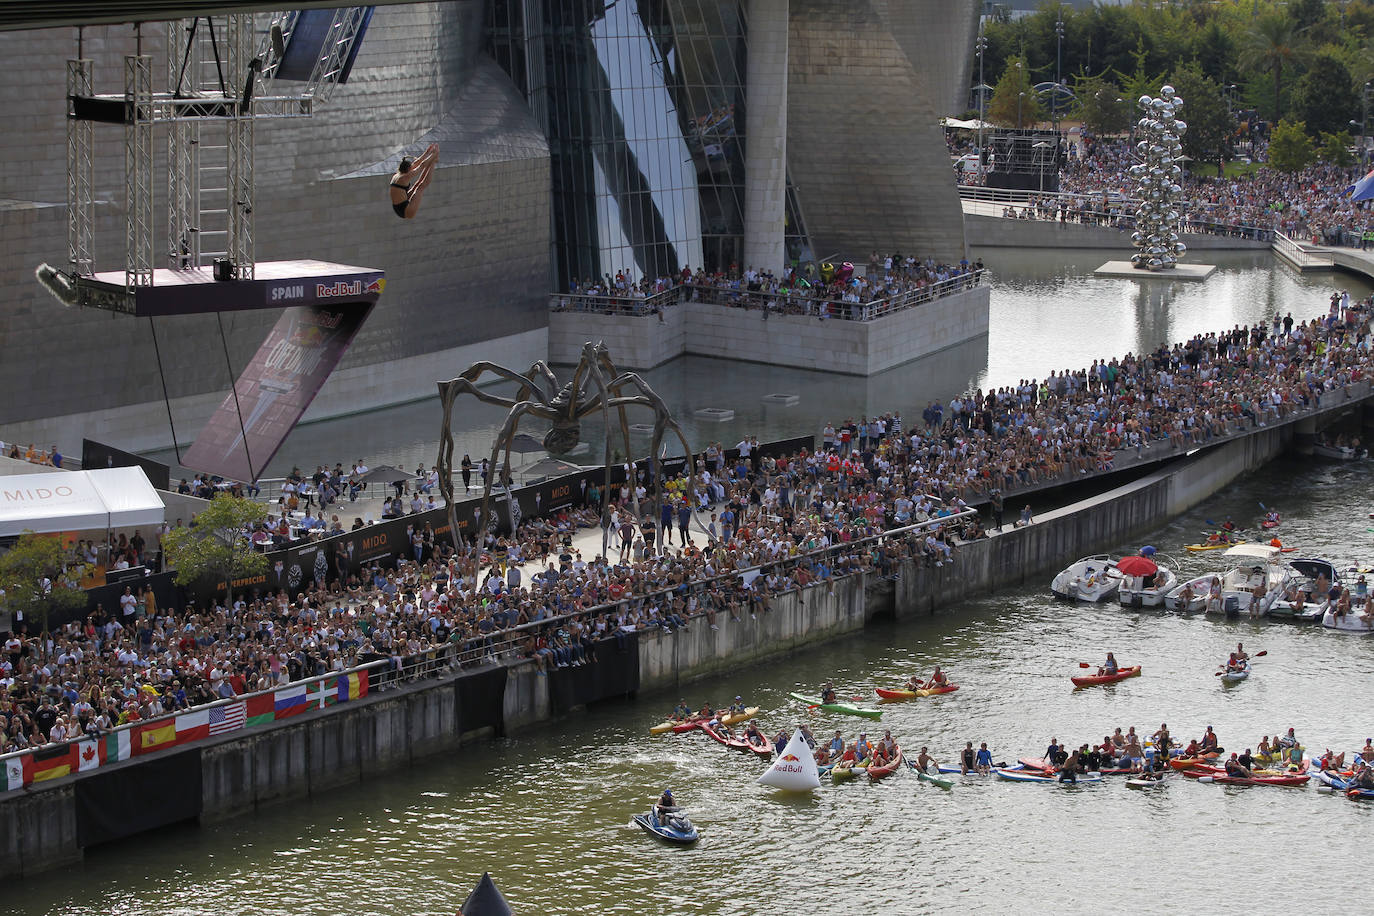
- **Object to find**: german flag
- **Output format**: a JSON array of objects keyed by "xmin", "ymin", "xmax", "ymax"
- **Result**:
[{"xmin": 30, "ymin": 743, "xmax": 74, "ymax": 783}]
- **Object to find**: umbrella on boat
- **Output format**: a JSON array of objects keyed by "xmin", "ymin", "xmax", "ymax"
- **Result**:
[
  {"xmin": 1116, "ymin": 555, "xmax": 1159, "ymax": 577},
  {"xmin": 460, "ymin": 872, "xmax": 514, "ymax": 915}
]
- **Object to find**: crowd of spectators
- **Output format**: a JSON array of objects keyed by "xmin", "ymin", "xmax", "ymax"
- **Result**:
[
  {"xmin": 4, "ymin": 285, "xmax": 1374, "ymax": 757},
  {"xmin": 555, "ymin": 255, "xmax": 984, "ymax": 319},
  {"xmin": 1, "ymin": 441, "xmax": 65, "ymax": 468}
]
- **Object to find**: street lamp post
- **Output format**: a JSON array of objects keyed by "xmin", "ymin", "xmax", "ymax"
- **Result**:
[
  {"xmin": 976, "ymin": 27, "xmax": 988, "ymax": 172},
  {"xmin": 1364, "ymin": 81, "xmax": 1372, "ymax": 167},
  {"xmin": 1054, "ymin": 17, "xmax": 1065, "ymax": 129},
  {"xmin": 1018, "ymin": 91, "xmax": 1025, "ymax": 130}
]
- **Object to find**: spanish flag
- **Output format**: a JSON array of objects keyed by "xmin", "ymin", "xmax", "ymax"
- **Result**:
[
  {"xmin": 136, "ymin": 720, "xmax": 177, "ymax": 754},
  {"xmin": 30, "ymin": 744, "xmax": 74, "ymax": 783}
]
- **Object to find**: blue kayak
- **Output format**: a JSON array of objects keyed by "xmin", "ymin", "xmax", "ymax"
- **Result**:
[
  {"xmin": 1219, "ymin": 663, "xmax": 1250, "ymax": 685},
  {"xmin": 633, "ymin": 807, "xmax": 699, "ymax": 844}
]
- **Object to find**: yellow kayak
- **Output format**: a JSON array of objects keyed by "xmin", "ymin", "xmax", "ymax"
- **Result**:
[
  {"xmin": 1184, "ymin": 540, "xmax": 1246, "ymax": 552},
  {"xmin": 649, "ymin": 706, "xmax": 759, "ymax": 734},
  {"xmin": 719, "ymin": 707, "xmax": 760, "ymax": 726},
  {"xmin": 831, "ymin": 760, "xmax": 870, "ymax": 781}
]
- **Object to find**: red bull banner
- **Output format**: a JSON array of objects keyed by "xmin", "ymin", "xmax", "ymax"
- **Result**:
[{"xmin": 183, "ymin": 301, "xmax": 374, "ymax": 482}]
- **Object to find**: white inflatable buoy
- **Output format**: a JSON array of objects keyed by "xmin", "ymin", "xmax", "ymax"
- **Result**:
[{"xmin": 757, "ymin": 728, "xmax": 821, "ymax": 791}]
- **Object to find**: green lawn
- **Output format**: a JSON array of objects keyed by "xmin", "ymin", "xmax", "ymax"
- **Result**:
[{"xmin": 1220, "ymin": 160, "xmax": 1264, "ymax": 179}]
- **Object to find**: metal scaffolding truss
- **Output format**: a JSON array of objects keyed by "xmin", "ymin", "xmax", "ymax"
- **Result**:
[{"xmin": 64, "ymin": 8, "xmax": 371, "ymax": 292}]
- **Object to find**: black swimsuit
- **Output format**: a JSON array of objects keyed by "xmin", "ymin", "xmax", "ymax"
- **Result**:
[{"xmin": 390, "ymin": 181, "xmax": 409, "ymax": 218}]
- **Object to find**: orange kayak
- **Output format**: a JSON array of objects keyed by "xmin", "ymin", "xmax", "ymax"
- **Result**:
[{"xmin": 1070, "ymin": 665, "xmax": 1141, "ymax": 688}]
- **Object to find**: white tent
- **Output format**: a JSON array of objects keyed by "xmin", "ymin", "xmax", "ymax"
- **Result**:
[
  {"xmin": 0, "ymin": 467, "xmax": 164, "ymax": 536},
  {"xmin": 941, "ymin": 117, "xmax": 995, "ymax": 131}
]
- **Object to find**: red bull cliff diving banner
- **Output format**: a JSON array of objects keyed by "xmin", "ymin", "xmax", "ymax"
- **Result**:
[{"xmin": 184, "ymin": 296, "xmax": 376, "ymax": 482}]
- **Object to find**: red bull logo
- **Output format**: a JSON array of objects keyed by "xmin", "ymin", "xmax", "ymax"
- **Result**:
[
  {"xmin": 364, "ymin": 277, "xmax": 385, "ymax": 295},
  {"xmin": 781, "ymin": 753, "xmax": 800, "ymax": 762},
  {"xmin": 317, "ymin": 280, "xmax": 362, "ymax": 298}
]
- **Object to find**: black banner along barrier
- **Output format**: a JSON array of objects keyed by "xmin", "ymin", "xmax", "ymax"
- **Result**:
[
  {"xmin": 74, "ymin": 748, "xmax": 202, "ymax": 848},
  {"xmin": 455, "ymin": 665, "xmax": 509, "ymax": 738},
  {"xmin": 546, "ymin": 633, "xmax": 640, "ymax": 715}
]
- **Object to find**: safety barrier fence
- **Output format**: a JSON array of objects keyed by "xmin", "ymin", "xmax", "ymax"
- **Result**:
[
  {"xmin": 957, "ymin": 185, "xmax": 1274, "ymax": 241},
  {"xmin": 548, "ymin": 271, "xmax": 985, "ymax": 320}
]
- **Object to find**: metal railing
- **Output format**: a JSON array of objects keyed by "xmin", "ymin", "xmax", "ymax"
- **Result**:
[
  {"xmin": 1273, "ymin": 231, "xmax": 1335, "ymax": 269},
  {"xmin": 957, "ymin": 185, "xmax": 1274, "ymax": 241},
  {"xmin": 550, "ymin": 271, "xmax": 985, "ymax": 321}
]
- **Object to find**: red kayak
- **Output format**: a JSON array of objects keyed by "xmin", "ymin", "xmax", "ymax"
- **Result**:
[
  {"xmin": 875, "ymin": 685, "xmax": 960, "ymax": 700},
  {"xmin": 700, "ymin": 723, "xmax": 750, "ymax": 753},
  {"xmin": 1196, "ymin": 773, "xmax": 1310, "ymax": 787},
  {"xmin": 745, "ymin": 732, "xmax": 774, "ymax": 759},
  {"xmin": 1071, "ymin": 665, "xmax": 1141, "ymax": 688},
  {"xmin": 1261, "ymin": 518, "xmax": 1280, "ymax": 530},
  {"xmin": 671, "ymin": 717, "xmax": 707, "ymax": 734},
  {"xmin": 867, "ymin": 746, "xmax": 904, "ymax": 780}
]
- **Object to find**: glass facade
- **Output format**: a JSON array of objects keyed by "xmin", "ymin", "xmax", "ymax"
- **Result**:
[{"xmin": 488, "ymin": 0, "xmax": 811, "ymax": 288}]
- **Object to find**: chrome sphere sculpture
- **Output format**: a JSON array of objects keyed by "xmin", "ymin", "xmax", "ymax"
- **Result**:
[{"xmin": 1127, "ymin": 86, "xmax": 1187, "ymax": 271}]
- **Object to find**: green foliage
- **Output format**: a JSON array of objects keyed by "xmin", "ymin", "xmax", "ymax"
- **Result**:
[
  {"xmin": 1292, "ymin": 54, "xmax": 1360, "ymax": 137},
  {"xmin": 1192, "ymin": 20, "xmax": 1238, "ymax": 85},
  {"xmin": 1114, "ymin": 39, "xmax": 1168, "ymax": 106},
  {"xmin": 1072, "ymin": 75, "xmax": 1132, "ymax": 134},
  {"xmin": 988, "ymin": 56, "xmax": 1045, "ymax": 129},
  {"xmin": 1268, "ymin": 119, "xmax": 1317, "ymax": 172},
  {"xmin": 1240, "ymin": 12, "xmax": 1308, "ymax": 121},
  {"xmin": 1169, "ymin": 65, "xmax": 1238, "ymax": 174},
  {"xmin": 161, "ymin": 493, "xmax": 267, "ymax": 605},
  {"xmin": 0, "ymin": 533, "xmax": 86, "ymax": 634},
  {"xmin": 1318, "ymin": 130, "xmax": 1356, "ymax": 166}
]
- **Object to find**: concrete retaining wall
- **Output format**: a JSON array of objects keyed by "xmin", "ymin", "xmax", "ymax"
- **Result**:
[{"xmin": 548, "ymin": 286, "xmax": 991, "ymax": 374}]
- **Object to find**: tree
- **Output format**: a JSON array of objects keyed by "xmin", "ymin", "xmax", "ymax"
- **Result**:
[
  {"xmin": 1318, "ymin": 130, "xmax": 1355, "ymax": 167},
  {"xmin": 1241, "ymin": 12, "xmax": 1307, "ymax": 121},
  {"xmin": 1292, "ymin": 54, "xmax": 1360, "ymax": 137},
  {"xmin": 161, "ymin": 493, "xmax": 267, "ymax": 606},
  {"xmin": 1268, "ymin": 118, "xmax": 1316, "ymax": 172},
  {"xmin": 1072, "ymin": 75, "xmax": 1132, "ymax": 134},
  {"xmin": 1169, "ymin": 64, "xmax": 1238, "ymax": 175},
  {"xmin": 988, "ymin": 56, "xmax": 1045, "ymax": 129},
  {"xmin": 0, "ymin": 532, "xmax": 86, "ymax": 637},
  {"xmin": 1192, "ymin": 19, "xmax": 1238, "ymax": 86}
]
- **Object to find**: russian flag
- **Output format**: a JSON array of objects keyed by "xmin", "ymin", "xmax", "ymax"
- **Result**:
[{"xmin": 274, "ymin": 684, "xmax": 309, "ymax": 719}]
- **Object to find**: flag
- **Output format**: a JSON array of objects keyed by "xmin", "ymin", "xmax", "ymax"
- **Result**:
[
  {"xmin": 30, "ymin": 744, "xmax": 74, "ymax": 782},
  {"xmin": 104, "ymin": 728, "xmax": 132, "ymax": 764},
  {"xmin": 5, "ymin": 753, "xmax": 29, "ymax": 790},
  {"xmin": 245, "ymin": 693, "xmax": 275, "ymax": 727},
  {"xmin": 209, "ymin": 702, "xmax": 246, "ymax": 736},
  {"xmin": 75, "ymin": 737, "xmax": 102, "ymax": 772},
  {"xmin": 136, "ymin": 720, "xmax": 178, "ymax": 754},
  {"xmin": 175, "ymin": 709, "xmax": 211, "ymax": 742},
  {"xmin": 307, "ymin": 679, "xmax": 339, "ymax": 710},
  {"xmin": 337, "ymin": 670, "xmax": 367, "ymax": 702},
  {"xmin": 273, "ymin": 684, "xmax": 309, "ymax": 719}
]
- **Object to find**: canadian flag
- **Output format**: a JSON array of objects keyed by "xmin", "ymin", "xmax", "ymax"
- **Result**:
[{"xmin": 75, "ymin": 737, "xmax": 102, "ymax": 772}]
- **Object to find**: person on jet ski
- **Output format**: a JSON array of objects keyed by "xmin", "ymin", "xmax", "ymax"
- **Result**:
[{"xmin": 655, "ymin": 789, "xmax": 676, "ymax": 826}]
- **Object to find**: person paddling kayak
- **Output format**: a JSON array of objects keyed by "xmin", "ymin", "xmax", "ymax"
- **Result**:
[
  {"xmin": 1224, "ymin": 753, "xmax": 1254, "ymax": 779},
  {"xmin": 916, "ymin": 746, "xmax": 937, "ymax": 773},
  {"xmin": 672, "ymin": 699, "xmax": 692, "ymax": 720},
  {"xmin": 1098, "ymin": 653, "xmax": 1119, "ymax": 677},
  {"xmin": 924, "ymin": 665, "xmax": 950, "ymax": 688},
  {"xmin": 820, "ymin": 683, "xmax": 838, "ymax": 704}
]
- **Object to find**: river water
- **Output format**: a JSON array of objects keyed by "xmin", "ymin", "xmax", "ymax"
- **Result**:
[
  {"xmin": 83, "ymin": 250, "xmax": 1374, "ymax": 912},
  {"xmin": 16, "ymin": 455, "xmax": 1374, "ymax": 914}
]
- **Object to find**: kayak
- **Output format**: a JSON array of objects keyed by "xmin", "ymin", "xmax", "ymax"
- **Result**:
[
  {"xmin": 744, "ymin": 732, "xmax": 774, "ymax": 759},
  {"xmin": 1185, "ymin": 541, "xmax": 1245, "ymax": 552},
  {"xmin": 1346, "ymin": 786, "xmax": 1374, "ymax": 800},
  {"xmin": 719, "ymin": 707, "xmax": 759, "ymax": 727},
  {"xmin": 994, "ymin": 768, "xmax": 1102, "ymax": 784},
  {"xmin": 875, "ymin": 684, "xmax": 960, "ymax": 701},
  {"xmin": 867, "ymin": 747, "xmax": 904, "ymax": 780},
  {"xmin": 1195, "ymin": 773, "xmax": 1310, "ymax": 787},
  {"xmin": 1020, "ymin": 756, "xmax": 1133, "ymax": 777},
  {"xmin": 1070, "ymin": 665, "xmax": 1142, "ymax": 688},
  {"xmin": 937, "ymin": 763, "xmax": 1018, "ymax": 775},
  {"xmin": 649, "ymin": 719, "xmax": 688, "ymax": 735},
  {"xmin": 831, "ymin": 760, "xmax": 869, "ymax": 781},
  {"xmin": 916, "ymin": 767, "xmax": 954, "ymax": 789},
  {"xmin": 789, "ymin": 692, "xmax": 883, "ymax": 720},
  {"xmin": 632, "ymin": 807, "xmax": 699, "ymax": 844},
  {"xmin": 1261, "ymin": 518, "xmax": 1280, "ymax": 529},
  {"xmin": 1168, "ymin": 753, "xmax": 1221, "ymax": 771},
  {"xmin": 1219, "ymin": 663, "xmax": 1249, "ymax": 685},
  {"xmin": 1126, "ymin": 776, "xmax": 1168, "ymax": 789},
  {"xmin": 700, "ymin": 723, "xmax": 751, "ymax": 753}
]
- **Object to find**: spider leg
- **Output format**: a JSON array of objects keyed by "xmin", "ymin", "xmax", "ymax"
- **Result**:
[
  {"xmin": 474, "ymin": 400, "xmax": 544, "ymax": 570},
  {"xmin": 605, "ymin": 372, "xmax": 698, "ymax": 539}
]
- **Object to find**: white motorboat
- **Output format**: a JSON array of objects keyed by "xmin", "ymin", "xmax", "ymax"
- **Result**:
[
  {"xmin": 1312, "ymin": 442, "xmax": 1366, "ymax": 460},
  {"xmin": 1164, "ymin": 572, "xmax": 1222, "ymax": 612},
  {"xmin": 1050, "ymin": 555, "xmax": 1122, "ymax": 602},
  {"xmin": 1117, "ymin": 554, "xmax": 1180, "ymax": 608},
  {"xmin": 1202, "ymin": 544, "xmax": 1293, "ymax": 618},
  {"xmin": 1268, "ymin": 558, "xmax": 1339, "ymax": 622},
  {"xmin": 1322, "ymin": 607, "xmax": 1374, "ymax": 634}
]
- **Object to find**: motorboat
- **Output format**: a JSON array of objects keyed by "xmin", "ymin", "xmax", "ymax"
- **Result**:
[
  {"xmin": 1312, "ymin": 440, "xmax": 1366, "ymax": 460},
  {"xmin": 1164, "ymin": 572, "xmax": 1223, "ymax": 612},
  {"xmin": 632, "ymin": 805, "xmax": 700, "ymax": 844},
  {"xmin": 1268, "ymin": 558, "xmax": 1339, "ymax": 622},
  {"xmin": 1117, "ymin": 554, "xmax": 1180, "ymax": 608},
  {"xmin": 1202, "ymin": 544, "xmax": 1292, "ymax": 618},
  {"xmin": 1050, "ymin": 555, "xmax": 1122, "ymax": 602},
  {"xmin": 1322, "ymin": 607, "xmax": 1374, "ymax": 634}
]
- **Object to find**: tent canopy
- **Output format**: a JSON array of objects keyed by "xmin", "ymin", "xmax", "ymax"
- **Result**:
[
  {"xmin": 0, "ymin": 467, "xmax": 164, "ymax": 536},
  {"xmin": 940, "ymin": 117, "xmax": 994, "ymax": 130}
]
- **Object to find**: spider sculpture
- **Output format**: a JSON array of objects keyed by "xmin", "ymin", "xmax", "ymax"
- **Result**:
[{"xmin": 436, "ymin": 341, "xmax": 696, "ymax": 562}]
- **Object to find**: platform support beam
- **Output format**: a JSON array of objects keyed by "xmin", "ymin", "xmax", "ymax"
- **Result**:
[
  {"xmin": 66, "ymin": 58, "xmax": 95, "ymax": 277},
  {"xmin": 227, "ymin": 13, "xmax": 255, "ymax": 279},
  {"xmin": 166, "ymin": 21, "xmax": 198, "ymax": 268},
  {"xmin": 125, "ymin": 54, "xmax": 156, "ymax": 289}
]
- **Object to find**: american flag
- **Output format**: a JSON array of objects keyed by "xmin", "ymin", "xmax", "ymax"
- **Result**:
[{"xmin": 209, "ymin": 702, "xmax": 246, "ymax": 736}]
